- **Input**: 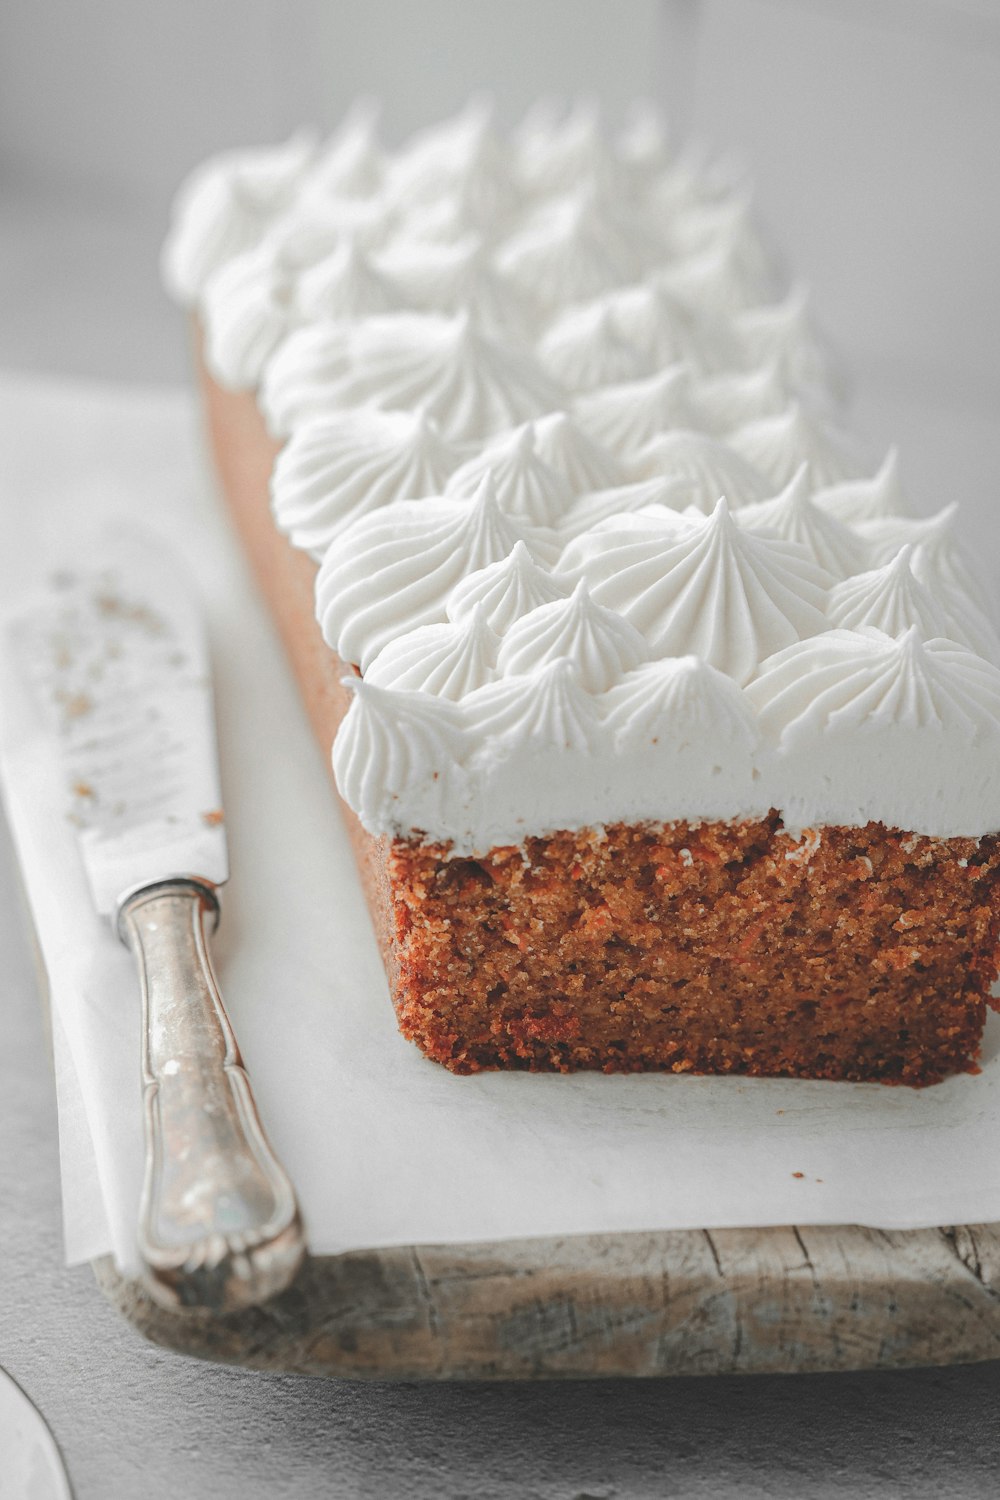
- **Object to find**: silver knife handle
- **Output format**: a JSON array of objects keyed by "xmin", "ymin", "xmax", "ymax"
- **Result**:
[{"xmin": 118, "ymin": 879, "xmax": 305, "ymax": 1314}]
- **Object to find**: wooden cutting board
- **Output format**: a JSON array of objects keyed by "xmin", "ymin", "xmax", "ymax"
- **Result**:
[{"xmin": 95, "ymin": 1221, "xmax": 1000, "ymax": 1380}]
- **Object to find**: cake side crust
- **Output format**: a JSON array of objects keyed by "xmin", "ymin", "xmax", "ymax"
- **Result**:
[{"xmin": 195, "ymin": 329, "xmax": 400, "ymax": 993}]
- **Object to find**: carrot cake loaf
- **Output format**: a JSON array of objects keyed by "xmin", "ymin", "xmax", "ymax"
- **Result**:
[{"xmin": 162, "ymin": 100, "xmax": 1000, "ymax": 1084}]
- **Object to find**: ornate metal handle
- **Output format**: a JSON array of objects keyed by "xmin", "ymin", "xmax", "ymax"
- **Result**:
[{"xmin": 118, "ymin": 879, "xmax": 305, "ymax": 1313}]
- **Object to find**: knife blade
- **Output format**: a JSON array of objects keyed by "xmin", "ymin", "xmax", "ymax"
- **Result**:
[{"xmin": 6, "ymin": 530, "xmax": 304, "ymax": 1314}]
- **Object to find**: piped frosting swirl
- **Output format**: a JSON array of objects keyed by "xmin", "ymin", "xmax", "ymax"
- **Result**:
[
  {"xmin": 317, "ymin": 476, "xmax": 555, "ymax": 669},
  {"xmin": 270, "ymin": 408, "xmax": 460, "ymax": 557},
  {"xmin": 560, "ymin": 497, "xmax": 831, "ymax": 683}
]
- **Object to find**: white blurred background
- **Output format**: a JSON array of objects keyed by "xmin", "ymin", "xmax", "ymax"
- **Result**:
[{"xmin": 1, "ymin": 0, "xmax": 998, "ymax": 538}]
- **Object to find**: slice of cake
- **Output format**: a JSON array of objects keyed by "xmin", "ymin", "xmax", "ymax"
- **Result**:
[{"xmin": 164, "ymin": 99, "xmax": 1000, "ymax": 1084}]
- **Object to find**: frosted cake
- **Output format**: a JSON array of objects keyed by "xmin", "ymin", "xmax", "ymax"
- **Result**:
[{"xmin": 162, "ymin": 101, "xmax": 1000, "ymax": 1083}]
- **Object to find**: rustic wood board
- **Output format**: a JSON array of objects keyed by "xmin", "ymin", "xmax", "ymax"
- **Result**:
[{"xmin": 95, "ymin": 1223, "xmax": 1000, "ymax": 1380}]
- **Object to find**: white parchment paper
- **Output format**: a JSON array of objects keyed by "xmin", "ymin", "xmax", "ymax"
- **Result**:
[{"xmin": 3, "ymin": 370, "xmax": 1000, "ymax": 1280}]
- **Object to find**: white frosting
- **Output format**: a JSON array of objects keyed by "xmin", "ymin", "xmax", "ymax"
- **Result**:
[
  {"xmin": 529, "ymin": 412, "xmax": 627, "ymax": 492},
  {"xmin": 559, "ymin": 498, "xmax": 831, "ymax": 683},
  {"xmin": 165, "ymin": 104, "xmax": 1000, "ymax": 847},
  {"xmin": 559, "ymin": 477, "xmax": 690, "ymax": 541},
  {"xmin": 262, "ymin": 310, "xmax": 562, "ymax": 441},
  {"xmin": 855, "ymin": 504, "xmax": 975, "ymax": 592},
  {"xmin": 733, "ymin": 283, "xmax": 848, "ymax": 406},
  {"xmin": 688, "ymin": 358, "xmax": 790, "ymax": 435},
  {"xmin": 514, "ymin": 100, "xmax": 617, "ymax": 199},
  {"xmin": 161, "ymin": 131, "xmax": 316, "ymax": 304},
  {"xmin": 824, "ymin": 546, "xmax": 990, "ymax": 654},
  {"xmin": 388, "ymin": 99, "xmax": 517, "ymax": 232},
  {"xmin": 666, "ymin": 190, "xmax": 768, "ymax": 268},
  {"xmin": 444, "ymin": 423, "xmax": 572, "ymax": 527},
  {"xmin": 270, "ymin": 409, "xmax": 460, "ymax": 557},
  {"xmin": 201, "ymin": 243, "xmax": 293, "ymax": 389},
  {"xmin": 294, "ymin": 239, "xmax": 399, "ymax": 322},
  {"xmin": 333, "ymin": 654, "xmax": 772, "ymax": 851},
  {"xmin": 608, "ymin": 282, "xmax": 741, "ymax": 373},
  {"xmin": 813, "ymin": 448, "xmax": 906, "ymax": 524},
  {"xmin": 574, "ymin": 366, "xmax": 695, "ymax": 458},
  {"xmin": 729, "ymin": 401, "xmax": 866, "ymax": 490},
  {"xmin": 746, "ymin": 629, "xmax": 1000, "ymax": 837},
  {"xmin": 656, "ymin": 235, "xmax": 777, "ymax": 318},
  {"xmin": 616, "ymin": 101, "xmax": 672, "ymax": 188},
  {"xmin": 306, "ymin": 100, "xmax": 386, "ymax": 200},
  {"xmin": 446, "ymin": 540, "xmax": 567, "ymax": 633},
  {"xmin": 494, "ymin": 185, "xmax": 661, "ymax": 311},
  {"xmin": 629, "ymin": 430, "xmax": 770, "ymax": 511},
  {"xmin": 332, "ymin": 676, "xmax": 469, "ymax": 832},
  {"xmin": 537, "ymin": 302, "xmax": 647, "ymax": 392},
  {"xmin": 734, "ymin": 465, "xmax": 867, "ymax": 580},
  {"xmin": 376, "ymin": 234, "xmax": 529, "ymax": 333},
  {"xmin": 365, "ymin": 605, "xmax": 499, "ymax": 699},
  {"xmin": 259, "ymin": 320, "xmax": 351, "ymax": 433},
  {"xmin": 495, "ymin": 580, "xmax": 649, "ymax": 691},
  {"xmin": 854, "ymin": 506, "xmax": 1000, "ymax": 658},
  {"xmin": 264, "ymin": 188, "xmax": 397, "ymax": 270},
  {"xmin": 316, "ymin": 477, "xmax": 557, "ymax": 669}
]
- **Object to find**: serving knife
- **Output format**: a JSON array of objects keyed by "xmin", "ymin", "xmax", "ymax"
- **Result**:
[{"xmin": 6, "ymin": 532, "xmax": 305, "ymax": 1314}]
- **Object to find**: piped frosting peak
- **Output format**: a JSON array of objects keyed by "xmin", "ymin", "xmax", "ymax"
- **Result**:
[
  {"xmin": 824, "ymin": 546, "xmax": 977, "ymax": 649},
  {"xmin": 365, "ymin": 605, "xmax": 500, "ymax": 699},
  {"xmin": 495, "ymin": 183, "xmax": 658, "ymax": 311},
  {"xmin": 537, "ymin": 301, "xmax": 647, "ymax": 392},
  {"xmin": 464, "ymin": 658, "xmax": 607, "ymax": 754},
  {"xmin": 332, "ymin": 675, "xmax": 467, "ymax": 826},
  {"xmin": 377, "ymin": 233, "xmax": 529, "ymax": 332},
  {"xmin": 200, "ymin": 243, "xmax": 293, "ymax": 390},
  {"xmin": 729, "ymin": 401, "xmax": 865, "ymax": 491},
  {"xmin": 733, "ymin": 283, "xmax": 848, "ymax": 405},
  {"xmin": 446, "ymin": 538, "xmax": 567, "ymax": 633},
  {"xmin": 735, "ymin": 464, "xmax": 866, "ymax": 579},
  {"xmin": 601, "ymin": 654, "xmax": 759, "ymax": 751},
  {"xmin": 813, "ymin": 448, "xmax": 907, "ymax": 524},
  {"xmin": 496, "ymin": 579, "xmax": 650, "ymax": 691},
  {"xmin": 574, "ymin": 366, "xmax": 694, "ymax": 458},
  {"xmin": 262, "ymin": 308, "xmax": 562, "ymax": 441},
  {"xmin": 629, "ymin": 429, "xmax": 769, "ymax": 511},
  {"xmin": 444, "ymin": 422, "xmax": 572, "ymax": 527},
  {"xmin": 748, "ymin": 627, "xmax": 1000, "ymax": 743},
  {"xmin": 529, "ymin": 412, "xmax": 626, "ymax": 492},
  {"xmin": 270, "ymin": 408, "xmax": 459, "ymax": 557},
  {"xmin": 162, "ymin": 130, "xmax": 316, "ymax": 304},
  {"xmin": 560, "ymin": 496, "xmax": 831, "ymax": 683},
  {"xmin": 295, "ymin": 238, "xmax": 399, "ymax": 321},
  {"xmin": 317, "ymin": 476, "xmax": 550, "ymax": 668}
]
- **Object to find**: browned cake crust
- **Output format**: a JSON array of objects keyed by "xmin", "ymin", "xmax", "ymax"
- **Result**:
[{"xmin": 196, "ymin": 330, "xmax": 1000, "ymax": 1085}]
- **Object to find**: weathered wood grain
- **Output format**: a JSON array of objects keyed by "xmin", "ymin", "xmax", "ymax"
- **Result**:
[{"xmin": 95, "ymin": 1224, "xmax": 1000, "ymax": 1380}]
